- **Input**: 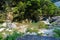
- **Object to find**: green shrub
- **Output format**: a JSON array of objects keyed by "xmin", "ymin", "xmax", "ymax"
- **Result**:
[
  {"xmin": 4, "ymin": 31, "xmax": 24, "ymax": 40},
  {"xmin": 37, "ymin": 33, "xmax": 44, "ymax": 36},
  {"xmin": 53, "ymin": 29, "xmax": 60, "ymax": 37},
  {"xmin": 0, "ymin": 33, "xmax": 3, "ymax": 40},
  {"xmin": 0, "ymin": 20, "xmax": 4, "ymax": 23},
  {"xmin": 38, "ymin": 21, "xmax": 49, "ymax": 29},
  {"xmin": 26, "ymin": 27, "xmax": 38, "ymax": 33}
]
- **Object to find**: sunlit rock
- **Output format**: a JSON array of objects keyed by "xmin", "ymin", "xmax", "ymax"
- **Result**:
[
  {"xmin": 2, "ymin": 22, "xmax": 17, "ymax": 28},
  {"xmin": 18, "ymin": 25, "xmax": 28, "ymax": 33},
  {"xmin": 6, "ymin": 28, "xmax": 12, "ymax": 32},
  {"xmin": 11, "ymin": 23, "xmax": 17, "ymax": 28},
  {"xmin": 2, "ymin": 22, "xmax": 6, "ymax": 27},
  {"xmin": 0, "ymin": 28, "xmax": 5, "ymax": 32}
]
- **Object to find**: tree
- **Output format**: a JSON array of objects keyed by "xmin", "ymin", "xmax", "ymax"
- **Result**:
[{"xmin": 0, "ymin": 0, "xmax": 59, "ymax": 22}]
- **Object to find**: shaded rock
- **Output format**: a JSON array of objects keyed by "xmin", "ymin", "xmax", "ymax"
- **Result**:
[{"xmin": 52, "ymin": 16, "xmax": 60, "ymax": 25}]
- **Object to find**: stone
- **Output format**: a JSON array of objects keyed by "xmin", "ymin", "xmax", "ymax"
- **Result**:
[
  {"xmin": 0, "ymin": 28, "xmax": 5, "ymax": 32},
  {"xmin": 2, "ymin": 22, "xmax": 6, "ymax": 27},
  {"xmin": 52, "ymin": 16, "xmax": 60, "ymax": 26},
  {"xmin": 2, "ymin": 22, "xmax": 17, "ymax": 28}
]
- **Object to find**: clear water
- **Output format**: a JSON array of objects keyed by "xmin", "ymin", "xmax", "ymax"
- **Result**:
[{"xmin": 16, "ymin": 35, "xmax": 60, "ymax": 40}]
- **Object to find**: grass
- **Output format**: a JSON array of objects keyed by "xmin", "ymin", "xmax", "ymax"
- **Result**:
[{"xmin": 4, "ymin": 31, "xmax": 24, "ymax": 40}]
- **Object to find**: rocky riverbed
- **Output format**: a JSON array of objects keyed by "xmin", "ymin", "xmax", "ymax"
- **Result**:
[{"xmin": 0, "ymin": 16, "xmax": 60, "ymax": 38}]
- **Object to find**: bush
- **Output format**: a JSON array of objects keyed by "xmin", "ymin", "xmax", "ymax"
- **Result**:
[
  {"xmin": 0, "ymin": 33, "xmax": 3, "ymax": 40},
  {"xmin": 38, "ymin": 21, "xmax": 49, "ymax": 29},
  {"xmin": 53, "ymin": 29, "xmax": 60, "ymax": 37},
  {"xmin": 0, "ymin": 20, "xmax": 4, "ymax": 23},
  {"xmin": 26, "ymin": 27, "xmax": 38, "ymax": 33},
  {"xmin": 4, "ymin": 31, "xmax": 24, "ymax": 40}
]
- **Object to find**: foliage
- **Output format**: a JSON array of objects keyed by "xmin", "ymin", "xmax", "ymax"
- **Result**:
[
  {"xmin": 38, "ymin": 21, "xmax": 49, "ymax": 29},
  {"xmin": 4, "ymin": 31, "xmax": 24, "ymax": 40},
  {"xmin": 0, "ymin": 33, "xmax": 3, "ymax": 40},
  {"xmin": 53, "ymin": 29, "xmax": 60, "ymax": 37},
  {"xmin": 0, "ymin": 27, "xmax": 24, "ymax": 40},
  {"xmin": 26, "ymin": 27, "xmax": 38, "ymax": 33},
  {"xmin": 0, "ymin": 13, "xmax": 6, "ymax": 23},
  {"xmin": 0, "ymin": 0, "xmax": 59, "ymax": 22},
  {"xmin": 0, "ymin": 20, "xmax": 4, "ymax": 23}
]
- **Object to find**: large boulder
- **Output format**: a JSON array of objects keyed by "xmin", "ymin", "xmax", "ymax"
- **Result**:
[{"xmin": 52, "ymin": 16, "xmax": 60, "ymax": 25}]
